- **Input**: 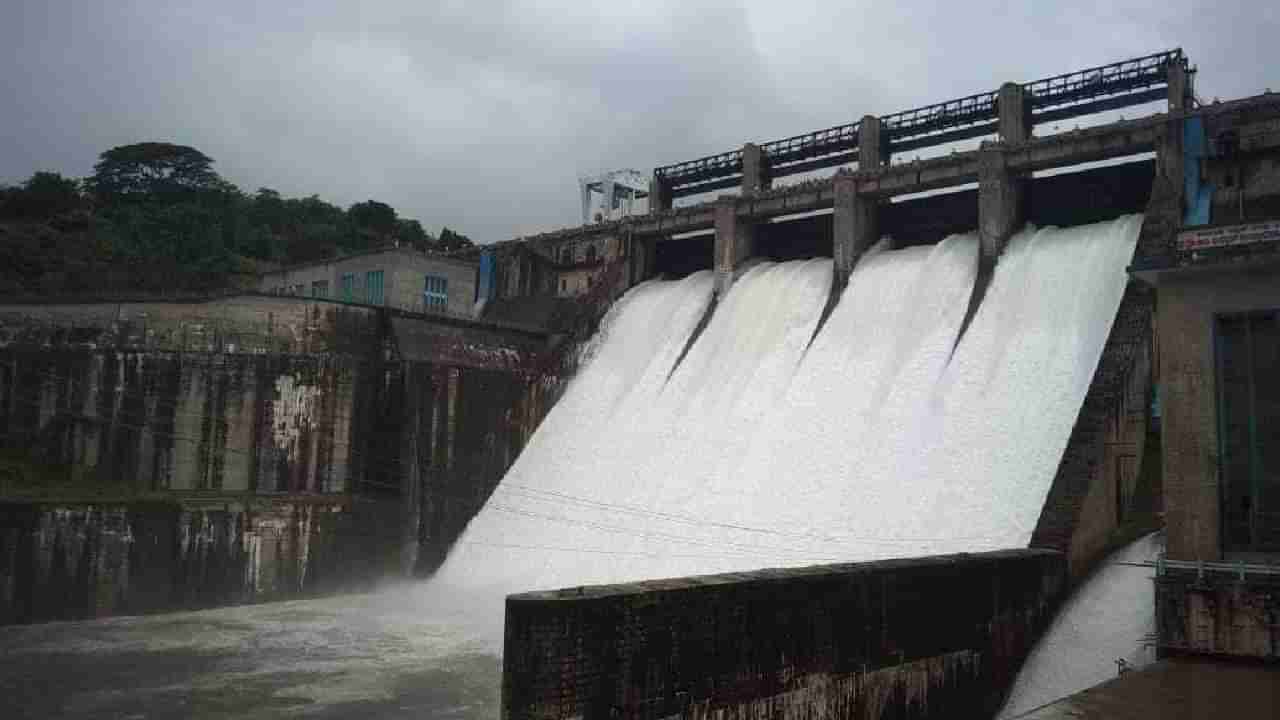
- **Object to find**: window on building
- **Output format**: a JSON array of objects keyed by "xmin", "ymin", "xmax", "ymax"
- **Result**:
[
  {"xmin": 560, "ymin": 247, "xmax": 570, "ymax": 264},
  {"xmin": 586, "ymin": 244, "xmax": 597, "ymax": 263},
  {"xmin": 311, "ymin": 280, "xmax": 329, "ymax": 299},
  {"xmin": 1216, "ymin": 311, "xmax": 1280, "ymax": 553},
  {"xmin": 340, "ymin": 273, "xmax": 355, "ymax": 302},
  {"xmin": 366, "ymin": 270, "xmax": 384, "ymax": 305},
  {"xmin": 560, "ymin": 278, "xmax": 567, "ymax": 293},
  {"xmin": 424, "ymin": 274, "xmax": 448, "ymax": 311}
]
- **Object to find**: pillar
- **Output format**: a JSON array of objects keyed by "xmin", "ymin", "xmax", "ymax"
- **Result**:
[
  {"xmin": 714, "ymin": 196, "xmax": 755, "ymax": 297},
  {"xmin": 628, "ymin": 233, "xmax": 656, "ymax": 287},
  {"xmin": 983, "ymin": 82, "xmax": 1030, "ymax": 261},
  {"xmin": 649, "ymin": 175, "xmax": 672, "ymax": 214},
  {"xmin": 601, "ymin": 179, "xmax": 616, "ymax": 222},
  {"xmin": 1168, "ymin": 60, "xmax": 1192, "ymax": 113},
  {"xmin": 859, "ymin": 115, "xmax": 888, "ymax": 169},
  {"xmin": 830, "ymin": 115, "xmax": 888, "ymax": 289},
  {"xmin": 997, "ymin": 82, "xmax": 1031, "ymax": 143},
  {"xmin": 978, "ymin": 147, "xmax": 1024, "ymax": 260},
  {"xmin": 833, "ymin": 171, "xmax": 879, "ymax": 287},
  {"xmin": 741, "ymin": 143, "xmax": 771, "ymax": 194},
  {"xmin": 580, "ymin": 180, "xmax": 593, "ymax": 225}
]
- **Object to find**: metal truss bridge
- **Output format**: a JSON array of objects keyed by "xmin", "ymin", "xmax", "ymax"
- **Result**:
[{"xmin": 654, "ymin": 49, "xmax": 1190, "ymax": 198}]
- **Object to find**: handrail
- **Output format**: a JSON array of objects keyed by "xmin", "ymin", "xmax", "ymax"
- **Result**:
[{"xmin": 654, "ymin": 49, "xmax": 1185, "ymax": 195}]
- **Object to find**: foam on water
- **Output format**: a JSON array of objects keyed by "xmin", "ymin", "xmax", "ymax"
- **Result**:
[
  {"xmin": 434, "ymin": 216, "xmax": 1142, "ymax": 608},
  {"xmin": 997, "ymin": 532, "xmax": 1163, "ymax": 718}
]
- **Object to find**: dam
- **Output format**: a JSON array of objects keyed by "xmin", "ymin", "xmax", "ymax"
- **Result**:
[{"xmin": 3, "ymin": 47, "xmax": 1280, "ymax": 719}]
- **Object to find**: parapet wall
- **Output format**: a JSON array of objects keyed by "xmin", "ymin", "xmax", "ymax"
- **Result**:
[{"xmin": 502, "ymin": 549, "xmax": 1066, "ymax": 720}]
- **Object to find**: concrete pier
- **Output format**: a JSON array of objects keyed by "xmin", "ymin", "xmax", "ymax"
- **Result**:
[
  {"xmin": 714, "ymin": 195, "xmax": 756, "ymax": 296},
  {"xmin": 832, "ymin": 172, "xmax": 878, "ymax": 286},
  {"xmin": 978, "ymin": 147, "xmax": 1024, "ymax": 260},
  {"xmin": 741, "ymin": 142, "xmax": 770, "ymax": 194},
  {"xmin": 832, "ymin": 115, "xmax": 887, "ymax": 286},
  {"xmin": 978, "ymin": 83, "xmax": 1032, "ymax": 260},
  {"xmin": 648, "ymin": 175, "xmax": 672, "ymax": 213}
]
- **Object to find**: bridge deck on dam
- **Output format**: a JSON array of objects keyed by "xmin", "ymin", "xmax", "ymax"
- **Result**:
[{"xmin": 516, "ymin": 91, "xmax": 1280, "ymax": 253}]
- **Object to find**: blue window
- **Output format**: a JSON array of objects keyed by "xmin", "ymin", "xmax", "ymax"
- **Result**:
[
  {"xmin": 340, "ymin": 273, "xmax": 355, "ymax": 302},
  {"xmin": 424, "ymin": 274, "xmax": 448, "ymax": 311},
  {"xmin": 366, "ymin": 270, "xmax": 385, "ymax": 305}
]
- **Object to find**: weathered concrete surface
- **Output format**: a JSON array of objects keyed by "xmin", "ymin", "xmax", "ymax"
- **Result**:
[
  {"xmin": 1152, "ymin": 267, "xmax": 1280, "ymax": 561},
  {"xmin": 713, "ymin": 196, "xmax": 756, "ymax": 296},
  {"xmin": 741, "ymin": 143, "xmax": 770, "ymax": 194},
  {"xmin": 832, "ymin": 171, "xmax": 878, "ymax": 287},
  {"xmin": 1155, "ymin": 566, "xmax": 1280, "ymax": 659},
  {"xmin": 501, "ymin": 549, "xmax": 1066, "ymax": 720},
  {"xmin": 1010, "ymin": 658, "xmax": 1280, "ymax": 719},
  {"xmin": 0, "ymin": 296, "xmax": 562, "ymax": 623},
  {"xmin": 978, "ymin": 147, "xmax": 1025, "ymax": 260},
  {"xmin": 1030, "ymin": 283, "xmax": 1158, "ymax": 581},
  {"xmin": 0, "ymin": 497, "xmax": 400, "ymax": 625}
]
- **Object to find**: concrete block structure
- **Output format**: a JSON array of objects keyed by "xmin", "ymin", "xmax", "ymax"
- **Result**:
[
  {"xmin": 257, "ymin": 247, "xmax": 478, "ymax": 317},
  {"xmin": 1130, "ymin": 87, "xmax": 1280, "ymax": 661},
  {"xmin": 0, "ymin": 295, "xmax": 560, "ymax": 624}
]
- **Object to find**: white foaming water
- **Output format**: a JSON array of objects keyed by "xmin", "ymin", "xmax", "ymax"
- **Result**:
[
  {"xmin": 433, "ymin": 216, "xmax": 1142, "ymax": 613},
  {"xmin": 997, "ymin": 532, "xmax": 1163, "ymax": 718}
]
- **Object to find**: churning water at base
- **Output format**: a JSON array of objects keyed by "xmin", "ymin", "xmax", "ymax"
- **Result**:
[{"xmin": 434, "ymin": 216, "xmax": 1143, "ymax": 606}]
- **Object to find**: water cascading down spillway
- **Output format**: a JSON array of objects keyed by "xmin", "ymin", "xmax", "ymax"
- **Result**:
[{"xmin": 433, "ymin": 215, "xmax": 1143, "ymax": 605}]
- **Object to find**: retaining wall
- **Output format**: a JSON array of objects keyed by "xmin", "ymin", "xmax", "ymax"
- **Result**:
[{"xmin": 502, "ymin": 549, "xmax": 1066, "ymax": 720}]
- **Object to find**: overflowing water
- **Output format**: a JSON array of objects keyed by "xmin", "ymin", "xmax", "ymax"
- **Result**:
[
  {"xmin": 0, "ymin": 217, "xmax": 1146, "ymax": 719},
  {"xmin": 997, "ymin": 531, "xmax": 1163, "ymax": 718},
  {"xmin": 434, "ymin": 215, "xmax": 1142, "ymax": 603}
]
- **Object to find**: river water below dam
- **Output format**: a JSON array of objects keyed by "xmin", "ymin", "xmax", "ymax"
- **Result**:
[{"xmin": 4, "ymin": 216, "xmax": 1154, "ymax": 718}]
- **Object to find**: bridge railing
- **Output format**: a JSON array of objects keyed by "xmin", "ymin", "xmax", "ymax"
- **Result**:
[{"xmin": 654, "ymin": 49, "xmax": 1187, "ymax": 197}]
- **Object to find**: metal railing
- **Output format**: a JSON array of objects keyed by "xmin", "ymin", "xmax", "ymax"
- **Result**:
[
  {"xmin": 1116, "ymin": 554, "xmax": 1280, "ymax": 580},
  {"xmin": 653, "ymin": 49, "xmax": 1186, "ymax": 196}
]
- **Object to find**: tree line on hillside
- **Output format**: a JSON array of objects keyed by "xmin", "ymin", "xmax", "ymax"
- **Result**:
[{"xmin": 0, "ymin": 142, "xmax": 473, "ymax": 295}]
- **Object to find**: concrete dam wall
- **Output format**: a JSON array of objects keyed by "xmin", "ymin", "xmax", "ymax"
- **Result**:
[
  {"xmin": 434, "ymin": 215, "xmax": 1167, "ymax": 719},
  {"xmin": 0, "ymin": 296, "xmax": 563, "ymax": 623}
]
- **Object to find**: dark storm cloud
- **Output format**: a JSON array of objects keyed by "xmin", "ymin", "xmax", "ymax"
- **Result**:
[{"xmin": 3, "ymin": 1, "xmax": 1278, "ymax": 242}]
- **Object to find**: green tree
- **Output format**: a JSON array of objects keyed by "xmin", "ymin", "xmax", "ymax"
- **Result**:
[
  {"xmin": 0, "ymin": 171, "xmax": 82, "ymax": 219},
  {"xmin": 394, "ymin": 218, "xmax": 432, "ymax": 250},
  {"xmin": 87, "ymin": 142, "xmax": 222, "ymax": 204},
  {"xmin": 437, "ymin": 226, "xmax": 473, "ymax": 252},
  {"xmin": 348, "ymin": 200, "xmax": 397, "ymax": 235}
]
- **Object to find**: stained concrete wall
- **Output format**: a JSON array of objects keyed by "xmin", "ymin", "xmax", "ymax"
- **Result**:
[
  {"xmin": 0, "ymin": 497, "xmax": 400, "ymax": 625},
  {"xmin": 501, "ymin": 549, "xmax": 1066, "ymax": 720},
  {"xmin": 0, "ymin": 295, "xmax": 384, "ymax": 355},
  {"xmin": 0, "ymin": 295, "xmax": 562, "ymax": 623},
  {"xmin": 1031, "ymin": 284, "xmax": 1159, "ymax": 580},
  {"xmin": 1156, "ymin": 568, "xmax": 1279, "ymax": 658},
  {"xmin": 1156, "ymin": 265, "xmax": 1280, "ymax": 561}
]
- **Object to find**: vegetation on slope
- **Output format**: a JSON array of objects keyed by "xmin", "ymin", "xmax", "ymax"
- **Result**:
[{"xmin": 1, "ymin": 142, "xmax": 474, "ymax": 295}]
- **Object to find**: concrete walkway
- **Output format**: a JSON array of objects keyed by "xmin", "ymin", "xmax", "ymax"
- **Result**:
[{"xmin": 1013, "ymin": 657, "xmax": 1280, "ymax": 719}]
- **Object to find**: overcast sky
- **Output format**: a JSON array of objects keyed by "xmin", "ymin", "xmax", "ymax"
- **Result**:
[{"xmin": 3, "ymin": 1, "xmax": 1277, "ymax": 242}]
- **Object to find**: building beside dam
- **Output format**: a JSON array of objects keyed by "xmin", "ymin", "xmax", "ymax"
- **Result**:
[{"xmin": 1, "ymin": 45, "xmax": 1278, "ymax": 719}]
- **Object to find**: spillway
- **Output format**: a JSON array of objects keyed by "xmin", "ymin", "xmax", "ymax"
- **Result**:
[
  {"xmin": 434, "ymin": 215, "xmax": 1143, "ymax": 603},
  {"xmin": 997, "ymin": 531, "xmax": 1163, "ymax": 718}
]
